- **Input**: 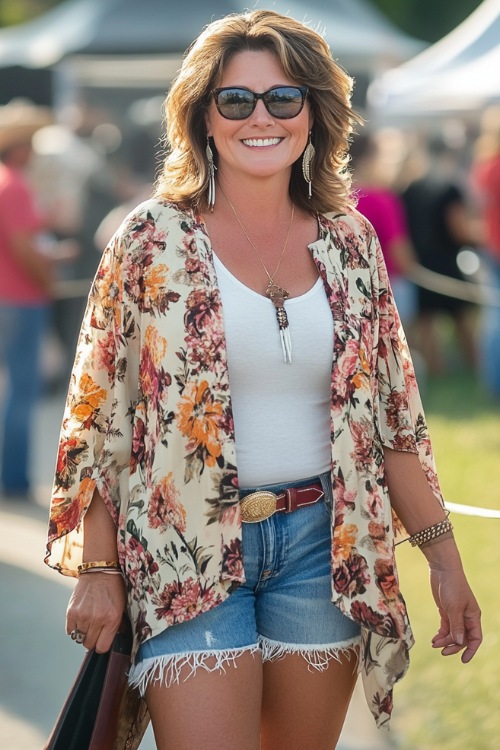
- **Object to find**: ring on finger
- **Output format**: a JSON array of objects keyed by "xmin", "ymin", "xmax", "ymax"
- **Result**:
[{"xmin": 70, "ymin": 628, "xmax": 86, "ymax": 644}]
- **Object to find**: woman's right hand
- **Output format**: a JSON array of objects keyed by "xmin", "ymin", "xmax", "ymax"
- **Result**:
[
  {"xmin": 429, "ymin": 560, "xmax": 482, "ymax": 664},
  {"xmin": 66, "ymin": 573, "xmax": 127, "ymax": 653}
]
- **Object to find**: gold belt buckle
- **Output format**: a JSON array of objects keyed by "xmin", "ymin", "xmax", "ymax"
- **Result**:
[{"xmin": 240, "ymin": 491, "xmax": 277, "ymax": 523}]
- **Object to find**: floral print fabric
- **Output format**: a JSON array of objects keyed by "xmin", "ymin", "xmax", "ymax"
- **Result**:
[{"xmin": 45, "ymin": 199, "xmax": 443, "ymax": 728}]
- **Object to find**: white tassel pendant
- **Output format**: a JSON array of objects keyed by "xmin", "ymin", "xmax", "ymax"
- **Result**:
[
  {"xmin": 280, "ymin": 323, "xmax": 293, "ymax": 364},
  {"xmin": 267, "ymin": 283, "xmax": 293, "ymax": 364}
]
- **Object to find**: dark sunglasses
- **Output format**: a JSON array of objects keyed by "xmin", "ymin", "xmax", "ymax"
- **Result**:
[{"xmin": 212, "ymin": 85, "xmax": 308, "ymax": 120}]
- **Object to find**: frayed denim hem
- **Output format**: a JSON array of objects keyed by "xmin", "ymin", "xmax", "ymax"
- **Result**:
[
  {"xmin": 259, "ymin": 634, "xmax": 361, "ymax": 672},
  {"xmin": 128, "ymin": 644, "xmax": 260, "ymax": 696},
  {"xmin": 128, "ymin": 636, "xmax": 361, "ymax": 696}
]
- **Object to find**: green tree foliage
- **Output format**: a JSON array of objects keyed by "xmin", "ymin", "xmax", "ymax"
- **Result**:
[
  {"xmin": 0, "ymin": 0, "xmax": 61, "ymax": 28},
  {"xmin": 370, "ymin": 0, "xmax": 484, "ymax": 42}
]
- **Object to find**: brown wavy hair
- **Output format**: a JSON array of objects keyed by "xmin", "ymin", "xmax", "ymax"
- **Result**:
[{"xmin": 155, "ymin": 9, "xmax": 361, "ymax": 214}]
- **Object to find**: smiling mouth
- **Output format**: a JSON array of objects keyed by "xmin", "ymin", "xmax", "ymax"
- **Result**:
[{"xmin": 241, "ymin": 137, "xmax": 283, "ymax": 147}]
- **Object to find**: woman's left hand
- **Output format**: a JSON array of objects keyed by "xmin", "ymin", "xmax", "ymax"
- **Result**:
[{"xmin": 429, "ymin": 561, "xmax": 482, "ymax": 663}]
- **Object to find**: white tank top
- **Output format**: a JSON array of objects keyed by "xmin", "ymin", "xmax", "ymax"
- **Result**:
[{"xmin": 213, "ymin": 251, "xmax": 334, "ymax": 487}]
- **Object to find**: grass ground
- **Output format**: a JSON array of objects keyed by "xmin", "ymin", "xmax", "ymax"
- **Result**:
[{"xmin": 391, "ymin": 372, "xmax": 500, "ymax": 749}]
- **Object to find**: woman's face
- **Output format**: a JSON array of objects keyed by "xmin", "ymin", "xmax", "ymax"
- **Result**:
[{"xmin": 205, "ymin": 49, "xmax": 312, "ymax": 183}]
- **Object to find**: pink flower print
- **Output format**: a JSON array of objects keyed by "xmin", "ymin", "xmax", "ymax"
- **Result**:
[
  {"xmin": 148, "ymin": 473, "xmax": 186, "ymax": 532},
  {"xmin": 349, "ymin": 418, "xmax": 374, "ymax": 471},
  {"xmin": 122, "ymin": 536, "xmax": 160, "ymax": 600},
  {"xmin": 131, "ymin": 417, "xmax": 146, "ymax": 473},
  {"xmin": 222, "ymin": 538, "xmax": 243, "ymax": 578},
  {"xmin": 94, "ymin": 330, "xmax": 116, "ymax": 382},
  {"xmin": 338, "ymin": 338, "xmax": 360, "ymax": 379},
  {"xmin": 333, "ymin": 551, "xmax": 370, "ymax": 597},
  {"xmin": 185, "ymin": 256, "xmax": 201, "ymax": 274},
  {"xmin": 374, "ymin": 558, "xmax": 400, "ymax": 599},
  {"xmin": 385, "ymin": 389, "xmax": 410, "ymax": 432},
  {"xmin": 153, "ymin": 578, "xmax": 220, "ymax": 624}
]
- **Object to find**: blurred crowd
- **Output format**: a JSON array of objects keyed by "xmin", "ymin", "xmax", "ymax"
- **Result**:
[
  {"xmin": 1, "ymin": 91, "xmax": 500, "ymax": 501},
  {"xmin": 351, "ymin": 112, "xmax": 500, "ymax": 395}
]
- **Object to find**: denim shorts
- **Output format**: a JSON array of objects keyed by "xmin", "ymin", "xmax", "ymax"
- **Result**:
[{"xmin": 128, "ymin": 473, "xmax": 361, "ymax": 693}]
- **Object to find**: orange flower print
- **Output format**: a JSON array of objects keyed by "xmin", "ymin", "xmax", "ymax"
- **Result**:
[
  {"xmin": 143, "ymin": 264, "xmax": 169, "ymax": 306},
  {"xmin": 140, "ymin": 326, "xmax": 169, "ymax": 408},
  {"xmin": 334, "ymin": 523, "xmax": 358, "ymax": 560},
  {"xmin": 49, "ymin": 495, "xmax": 81, "ymax": 538},
  {"xmin": 98, "ymin": 259, "xmax": 122, "ymax": 311},
  {"xmin": 70, "ymin": 373, "xmax": 107, "ymax": 430},
  {"xmin": 352, "ymin": 346, "xmax": 370, "ymax": 389},
  {"xmin": 55, "ymin": 436, "xmax": 88, "ymax": 490},
  {"xmin": 177, "ymin": 381, "xmax": 222, "ymax": 466},
  {"xmin": 144, "ymin": 325, "xmax": 167, "ymax": 366}
]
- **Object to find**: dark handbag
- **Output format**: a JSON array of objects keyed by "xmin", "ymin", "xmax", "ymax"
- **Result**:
[{"xmin": 44, "ymin": 620, "xmax": 150, "ymax": 750}]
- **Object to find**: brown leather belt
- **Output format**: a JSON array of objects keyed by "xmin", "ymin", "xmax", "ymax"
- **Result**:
[{"xmin": 240, "ymin": 481, "xmax": 324, "ymax": 523}]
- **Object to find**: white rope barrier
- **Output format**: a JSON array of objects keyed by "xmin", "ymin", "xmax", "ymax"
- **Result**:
[
  {"xmin": 409, "ymin": 265, "xmax": 500, "ymax": 307},
  {"xmin": 445, "ymin": 501, "xmax": 500, "ymax": 519}
]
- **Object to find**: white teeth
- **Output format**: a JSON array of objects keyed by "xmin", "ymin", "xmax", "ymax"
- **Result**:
[{"xmin": 242, "ymin": 137, "xmax": 281, "ymax": 147}]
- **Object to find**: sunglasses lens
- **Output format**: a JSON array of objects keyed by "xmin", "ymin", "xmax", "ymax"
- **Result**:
[
  {"xmin": 265, "ymin": 87, "xmax": 305, "ymax": 118},
  {"xmin": 214, "ymin": 87, "xmax": 306, "ymax": 120},
  {"xmin": 216, "ymin": 89, "xmax": 255, "ymax": 119}
]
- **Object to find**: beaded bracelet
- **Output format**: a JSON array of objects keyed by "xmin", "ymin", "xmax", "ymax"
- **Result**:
[
  {"xmin": 408, "ymin": 518, "xmax": 453, "ymax": 548},
  {"xmin": 77, "ymin": 560, "xmax": 120, "ymax": 573},
  {"xmin": 79, "ymin": 568, "xmax": 123, "ymax": 576}
]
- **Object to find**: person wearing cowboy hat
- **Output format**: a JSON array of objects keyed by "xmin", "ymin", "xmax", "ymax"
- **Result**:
[{"xmin": 0, "ymin": 99, "xmax": 57, "ymax": 500}]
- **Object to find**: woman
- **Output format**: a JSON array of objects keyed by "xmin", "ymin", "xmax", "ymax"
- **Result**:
[{"xmin": 45, "ymin": 11, "xmax": 481, "ymax": 750}]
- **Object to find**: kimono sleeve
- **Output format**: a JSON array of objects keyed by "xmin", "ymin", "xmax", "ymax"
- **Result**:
[
  {"xmin": 371, "ymin": 227, "xmax": 444, "ymax": 530},
  {"xmin": 45, "ymin": 229, "xmax": 140, "ymax": 576}
]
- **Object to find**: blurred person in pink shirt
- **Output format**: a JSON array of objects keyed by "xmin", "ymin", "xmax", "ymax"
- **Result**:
[
  {"xmin": 0, "ymin": 100, "xmax": 62, "ymax": 500},
  {"xmin": 349, "ymin": 132, "xmax": 417, "ymax": 331}
]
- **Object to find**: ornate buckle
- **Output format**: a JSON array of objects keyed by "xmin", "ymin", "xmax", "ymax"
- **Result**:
[{"xmin": 240, "ymin": 491, "xmax": 277, "ymax": 523}]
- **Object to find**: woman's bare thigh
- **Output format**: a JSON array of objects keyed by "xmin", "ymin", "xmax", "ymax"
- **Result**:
[
  {"xmin": 145, "ymin": 651, "xmax": 263, "ymax": 750},
  {"xmin": 261, "ymin": 649, "xmax": 359, "ymax": 750}
]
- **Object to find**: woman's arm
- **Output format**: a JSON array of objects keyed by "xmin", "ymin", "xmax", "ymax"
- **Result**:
[
  {"xmin": 384, "ymin": 447, "xmax": 482, "ymax": 663},
  {"xmin": 65, "ymin": 490, "xmax": 126, "ymax": 653}
]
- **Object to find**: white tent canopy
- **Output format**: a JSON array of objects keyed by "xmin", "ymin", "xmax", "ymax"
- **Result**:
[
  {"xmin": 368, "ymin": 0, "xmax": 500, "ymax": 118},
  {"xmin": 0, "ymin": 0, "xmax": 423, "ymax": 75}
]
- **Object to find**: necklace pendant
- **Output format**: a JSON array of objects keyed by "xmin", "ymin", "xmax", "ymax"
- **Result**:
[
  {"xmin": 266, "ymin": 283, "xmax": 292, "ymax": 364},
  {"xmin": 266, "ymin": 282, "xmax": 289, "ymax": 306}
]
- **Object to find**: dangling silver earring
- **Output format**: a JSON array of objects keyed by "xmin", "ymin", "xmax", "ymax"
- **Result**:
[
  {"xmin": 302, "ymin": 131, "xmax": 315, "ymax": 199},
  {"xmin": 206, "ymin": 136, "xmax": 216, "ymax": 211}
]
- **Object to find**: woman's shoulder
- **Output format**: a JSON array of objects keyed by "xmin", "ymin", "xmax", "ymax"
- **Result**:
[
  {"xmin": 121, "ymin": 197, "xmax": 194, "ymax": 230},
  {"xmin": 320, "ymin": 205, "xmax": 377, "ymax": 241},
  {"xmin": 104, "ymin": 198, "xmax": 199, "ymax": 267}
]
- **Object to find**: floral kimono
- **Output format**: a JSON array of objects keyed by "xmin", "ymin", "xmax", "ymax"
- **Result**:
[{"xmin": 45, "ymin": 198, "xmax": 443, "ymax": 728}]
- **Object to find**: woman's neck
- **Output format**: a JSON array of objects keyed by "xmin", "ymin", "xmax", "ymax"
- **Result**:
[{"xmin": 216, "ymin": 169, "xmax": 293, "ymax": 222}]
